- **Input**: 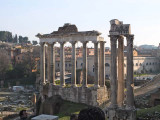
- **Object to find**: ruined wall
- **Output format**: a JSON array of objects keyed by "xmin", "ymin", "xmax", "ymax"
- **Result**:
[{"xmin": 43, "ymin": 84, "xmax": 108, "ymax": 106}]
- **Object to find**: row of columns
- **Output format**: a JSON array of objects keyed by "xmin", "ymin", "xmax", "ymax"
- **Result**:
[
  {"xmin": 40, "ymin": 41, "xmax": 105, "ymax": 87},
  {"xmin": 110, "ymin": 35, "xmax": 134, "ymax": 109}
]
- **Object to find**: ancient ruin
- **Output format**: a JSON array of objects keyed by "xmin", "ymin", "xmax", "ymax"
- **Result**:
[
  {"xmin": 36, "ymin": 23, "xmax": 108, "ymax": 106},
  {"xmin": 36, "ymin": 20, "xmax": 137, "ymax": 119},
  {"xmin": 106, "ymin": 19, "xmax": 136, "ymax": 120}
]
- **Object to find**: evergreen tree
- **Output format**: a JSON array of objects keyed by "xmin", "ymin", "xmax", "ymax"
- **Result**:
[
  {"xmin": 0, "ymin": 31, "xmax": 13, "ymax": 42},
  {"xmin": 19, "ymin": 36, "xmax": 23, "ymax": 43},
  {"xmin": 32, "ymin": 40, "xmax": 38, "ymax": 45},
  {"xmin": 13, "ymin": 34, "xmax": 18, "ymax": 43}
]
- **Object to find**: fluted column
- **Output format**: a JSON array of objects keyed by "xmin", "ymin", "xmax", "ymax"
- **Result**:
[
  {"xmin": 40, "ymin": 42, "xmax": 45, "ymax": 84},
  {"xmin": 47, "ymin": 44, "xmax": 51, "ymax": 83},
  {"xmin": 50, "ymin": 43, "xmax": 55, "ymax": 85},
  {"xmin": 110, "ymin": 35, "xmax": 118, "ymax": 108},
  {"xmin": 82, "ymin": 41, "xmax": 88, "ymax": 87},
  {"xmin": 117, "ymin": 36, "xmax": 124, "ymax": 107},
  {"xmin": 71, "ymin": 41, "xmax": 77, "ymax": 87},
  {"xmin": 60, "ymin": 42, "xmax": 65, "ymax": 86},
  {"xmin": 94, "ymin": 41, "xmax": 99, "ymax": 88},
  {"xmin": 126, "ymin": 35, "xmax": 134, "ymax": 109},
  {"xmin": 99, "ymin": 41, "xmax": 105, "ymax": 87}
]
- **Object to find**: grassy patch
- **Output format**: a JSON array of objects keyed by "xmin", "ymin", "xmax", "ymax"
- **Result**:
[
  {"xmin": 134, "ymin": 73, "xmax": 149, "ymax": 77},
  {"xmin": 137, "ymin": 105, "xmax": 160, "ymax": 118},
  {"xmin": 55, "ymin": 80, "xmax": 60, "ymax": 85},
  {"xmin": 16, "ymin": 106, "xmax": 29, "ymax": 112},
  {"xmin": 55, "ymin": 101, "xmax": 88, "ymax": 120}
]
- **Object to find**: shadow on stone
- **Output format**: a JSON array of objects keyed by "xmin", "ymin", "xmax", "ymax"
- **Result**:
[{"xmin": 37, "ymin": 95, "xmax": 63, "ymax": 115}]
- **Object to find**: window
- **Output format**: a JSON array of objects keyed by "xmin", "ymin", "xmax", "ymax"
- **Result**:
[
  {"xmin": 140, "ymin": 63, "xmax": 142, "ymax": 66},
  {"xmin": 81, "ymin": 63, "xmax": 83, "ymax": 66},
  {"xmin": 136, "ymin": 63, "xmax": 138, "ymax": 66},
  {"xmin": 146, "ymin": 63, "xmax": 148, "ymax": 65}
]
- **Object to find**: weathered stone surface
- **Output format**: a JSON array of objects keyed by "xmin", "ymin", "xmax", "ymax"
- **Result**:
[
  {"xmin": 106, "ymin": 108, "xmax": 137, "ymax": 120},
  {"xmin": 117, "ymin": 36, "xmax": 124, "ymax": 107},
  {"xmin": 32, "ymin": 114, "xmax": 59, "ymax": 120},
  {"xmin": 109, "ymin": 19, "xmax": 131, "ymax": 35},
  {"xmin": 39, "ymin": 95, "xmax": 63, "ymax": 115},
  {"xmin": 108, "ymin": 19, "xmax": 136, "ymax": 120},
  {"xmin": 42, "ymin": 84, "xmax": 108, "ymax": 107}
]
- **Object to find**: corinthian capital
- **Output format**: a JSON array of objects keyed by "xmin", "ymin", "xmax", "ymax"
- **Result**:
[
  {"xmin": 126, "ymin": 35, "xmax": 134, "ymax": 41},
  {"xmin": 109, "ymin": 35, "xmax": 119, "ymax": 42},
  {"xmin": 59, "ymin": 42, "xmax": 66, "ymax": 46},
  {"xmin": 40, "ymin": 42, "xmax": 45, "ymax": 46},
  {"xmin": 70, "ymin": 41, "xmax": 77, "ymax": 45}
]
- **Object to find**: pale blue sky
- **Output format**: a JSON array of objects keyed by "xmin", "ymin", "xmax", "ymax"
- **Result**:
[{"xmin": 0, "ymin": 0, "xmax": 160, "ymax": 47}]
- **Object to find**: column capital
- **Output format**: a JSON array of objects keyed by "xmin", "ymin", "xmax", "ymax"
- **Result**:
[
  {"xmin": 47, "ymin": 42, "xmax": 56, "ymax": 45},
  {"xmin": 126, "ymin": 35, "xmax": 134, "ymax": 47},
  {"xmin": 99, "ymin": 41, "xmax": 106, "ymax": 44},
  {"xmin": 92, "ymin": 41, "xmax": 100, "ymax": 44},
  {"xmin": 40, "ymin": 42, "xmax": 45, "ymax": 46},
  {"xmin": 70, "ymin": 41, "xmax": 77, "ymax": 45},
  {"xmin": 126, "ymin": 34, "xmax": 134, "ymax": 40},
  {"xmin": 109, "ymin": 35, "xmax": 118, "ymax": 43},
  {"xmin": 82, "ymin": 41, "xmax": 88, "ymax": 44},
  {"xmin": 118, "ymin": 35, "xmax": 124, "ymax": 40},
  {"xmin": 108, "ymin": 35, "xmax": 119, "ymax": 38},
  {"xmin": 59, "ymin": 41, "xmax": 66, "ymax": 45}
]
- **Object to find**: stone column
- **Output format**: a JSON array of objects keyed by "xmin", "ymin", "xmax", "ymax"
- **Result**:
[
  {"xmin": 82, "ymin": 41, "xmax": 88, "ymax": 87},
  {"xmin": 71, "ymin": 41, "xmax": 77, "ymax": 87},
  {"xmin": 117, "ymin": 36, "xmax": 124, "ymax": 107},
  {"xmin": 47, "ymin": 43, "xmax": 51, "ymax": 83},
  {"xmin": 99, "ymin": 41, "xmax": 105, "ymax": 87},
  {"xmin": 60, "ymin": 42, "xmax": 65, "ymax": 86},
  {"xmin": 110, "ymin": 35, "xmax": 118, "ymax": 108},
  {"xmin": 94, "ymin": 41, "xmax": 99, "ymax": 88},
  {"xmin": 126, "ymin": 35, "xmax": 135, "ymax": 109},
  {"xmin": 40, "ymin": 42, "xmax": 45, "ymax": 84},
  {"xmin": 50, "ymin": 43, "xmax": 55, "ymax": 85}
]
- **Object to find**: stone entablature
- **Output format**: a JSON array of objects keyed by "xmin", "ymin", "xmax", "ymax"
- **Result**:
[
  {"xmin": 109, "ymin": 19, "xmax": 131, "ymax": 36},
  {"xmin": 37, "ymin": 23, "xmax": 103, "ymax": 43}
]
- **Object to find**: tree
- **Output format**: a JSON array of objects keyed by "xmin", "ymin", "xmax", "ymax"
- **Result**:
[
  {"xmin": 0, "ymin": 49, "xmax": 12, "ymax": 81},
  {"xmin": 0, "ymin": 31, "xmax": 13, "ymax": 42},
  {"xmin": 32, "ymin": 41, "xmax": 38, "ymax": 45},
  {"xmin": 22, "ymin": 52, "xmax": 36, "ymax": 77},
  {"xmin": 19, "ymin": 36, "xmax": 23, "ymax": 43},
  {"xmin": 23, "ymin": 37, "xmax": 28, "ymax": 43},
  {"xmin": 13, "ymin": 34, "xmax": 18, "ymax": 43}
]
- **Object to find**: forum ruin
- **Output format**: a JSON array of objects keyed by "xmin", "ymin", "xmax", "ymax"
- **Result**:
[{"xmin": 36, "ymin": 19, "xmax": 136, "ymax": 120}]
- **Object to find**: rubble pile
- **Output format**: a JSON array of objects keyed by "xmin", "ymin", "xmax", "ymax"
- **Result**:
[{"xmin": 0, "ymin": 90, "xmax": 36, "ymax": 119}]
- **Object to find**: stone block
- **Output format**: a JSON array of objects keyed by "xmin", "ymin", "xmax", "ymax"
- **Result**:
[{"xmin": 31, "ymin": 114, "xmax": 58, "ymax": 120}]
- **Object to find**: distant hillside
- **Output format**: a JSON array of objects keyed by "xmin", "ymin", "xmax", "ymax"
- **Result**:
[{"xmin": 138, "ymin": 45, "xmax": 157, "ymax": 50}]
